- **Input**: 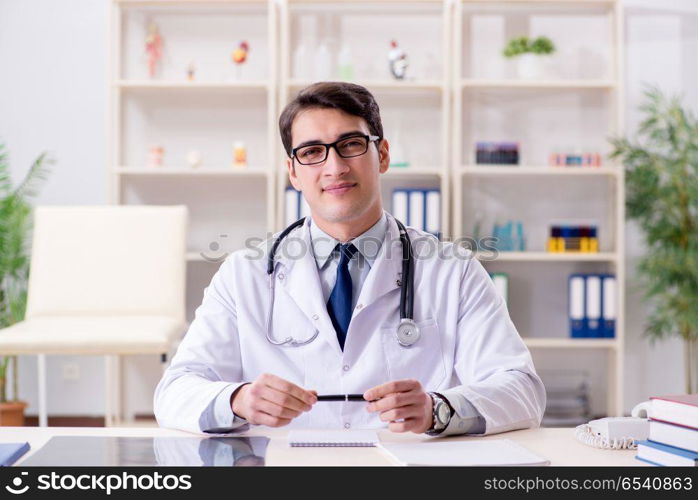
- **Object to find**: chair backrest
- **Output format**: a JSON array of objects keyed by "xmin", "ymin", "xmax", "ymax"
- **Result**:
[{"xmin": 25, "ymin": 205, "xmax": 188, "ymax": 322}]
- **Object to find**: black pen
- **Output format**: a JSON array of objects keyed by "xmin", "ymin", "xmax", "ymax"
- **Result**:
[{"xmin": 317, "ymin": 394, "xmax": 368, "ymax": 402}]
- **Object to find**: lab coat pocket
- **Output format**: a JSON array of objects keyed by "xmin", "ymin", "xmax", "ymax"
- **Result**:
[{"xmin": 380, "ymin": 318, "xmax": 446, "ymax": 391}]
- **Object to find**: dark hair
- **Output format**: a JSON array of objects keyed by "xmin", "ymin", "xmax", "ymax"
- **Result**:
[{"xmin": 278, "ymin": 81, "xmax": 384, "ymax": 157}]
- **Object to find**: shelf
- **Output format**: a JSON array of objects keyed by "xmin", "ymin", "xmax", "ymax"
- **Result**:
[
  {"xmin": 523, "ymin": 338, "xmax": 617, "ymax": 349},
  {"xmin": 384, "ymin": 167, "xmax": 444, "ymax": 177},
  {"xmin": 290, "ymin": 0, "xmax": 444, "ymax": 3},
  {"xmin": 478, "ymin": 251, "xmax": 618, "ymax": 262},
  {"xmin": 287, "ymin": 79, "xmax": 444, "ymax": 91},
  {"xmin": 115, "ymin": 80, "xmax": 269, "ymax": 90},
  {"xmin": 462, "ymin": 0, "xmax": 617, "ymax": 4},
  {"xmin": 116, "ymin": 0, "xmax": 268, "ymax": 5},
  {"xmin": 460, "ymin": 0, "xmax": 617, "ymax": 11},
  {"xmin": 461, "ymin": 79, "xmax": 616, "ymax": 89},
  {"xmin": 186, "ymin": 252, "xmax": 228, "ymax": 263},
  {"xmin": 460, "ymin": 165, "xmax": 620, "ymax": 176},
  {"xmin": 115, "ymin": 167, "xmax": 270, "ymax": 177}
]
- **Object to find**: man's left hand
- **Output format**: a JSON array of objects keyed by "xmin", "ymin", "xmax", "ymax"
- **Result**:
[{"xmin": 364, "ymin": 379, "xmax": 433, "ymax": 434}]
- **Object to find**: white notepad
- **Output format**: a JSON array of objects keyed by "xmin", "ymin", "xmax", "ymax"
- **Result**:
[
  {"xmin": 287, "ymin": 430, "xmax": 379, "ymax": 447},
  {"xmin": 379, "ymin": 439, "xmax": 549, "ymax": 466}
]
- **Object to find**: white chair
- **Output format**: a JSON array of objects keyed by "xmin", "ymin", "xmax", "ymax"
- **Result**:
[{"xmin": 0, "ymin": 205, "xmax": 188, "ymax": 426}]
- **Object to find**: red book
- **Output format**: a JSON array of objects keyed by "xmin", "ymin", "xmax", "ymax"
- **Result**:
[{"xmin": 650, "ymin": 395, "xmax": 698, "ymax": 430}]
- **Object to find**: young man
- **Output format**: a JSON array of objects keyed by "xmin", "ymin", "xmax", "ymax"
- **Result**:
[{"xmin": 154, "ymin": 82, "xmax": 545, "ymax": 436}]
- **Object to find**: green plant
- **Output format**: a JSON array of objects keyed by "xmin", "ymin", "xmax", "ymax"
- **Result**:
[
  {"xmin": 609, "ymin": 87, "xmax": 698, "ymax": 394},
  {"xmin": 502, "ymin": 36, "xmax": 555, "ymax": 58},
  {"xmin": 0, "ymin": 142, "xmax": 52, "ymax": 403}
]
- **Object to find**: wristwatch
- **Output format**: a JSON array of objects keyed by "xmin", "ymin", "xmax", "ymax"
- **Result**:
[{"xmin": 425, "ymin": 392, "xmax": 454, "ymax": 436}]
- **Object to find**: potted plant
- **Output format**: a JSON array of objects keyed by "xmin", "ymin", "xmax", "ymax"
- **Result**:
[
  {"xmin": 609, "ymin": 87, "xmax": 698, "ymax": 394},
  {"xmin": 502, "ymin": 35, "xmax": 555, "ymax": 79},
  {"xmin": 0, "ymin": 142, "xmax": 52, "ymax": 425}
]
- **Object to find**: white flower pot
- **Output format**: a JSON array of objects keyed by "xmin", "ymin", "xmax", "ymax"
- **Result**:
[{"xmin": 517, "ymin": 53, "xmax": 544, "ymax": 79}]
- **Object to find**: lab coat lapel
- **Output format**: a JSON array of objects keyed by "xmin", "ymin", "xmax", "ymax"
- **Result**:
[
  {"xmin": 353, "ymin": 214, "xmax": 402, "ymax": 319},
  {"xmin": 275, "ymin": 220, "xmax": 343, "ymax": 357}
]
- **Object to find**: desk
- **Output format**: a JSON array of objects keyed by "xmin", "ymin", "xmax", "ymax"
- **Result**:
[{"xmin": 1, "ymin": 426, "xmax": 644, "ymax": 466}]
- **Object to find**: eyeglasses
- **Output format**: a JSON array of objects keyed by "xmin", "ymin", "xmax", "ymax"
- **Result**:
[{"xmin": 291, "ymin": 134, "xmax": 381, "ymax": 166}]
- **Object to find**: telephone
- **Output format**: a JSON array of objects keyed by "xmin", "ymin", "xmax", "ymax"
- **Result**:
[{"xmin": 574, "ymin": 401, "xmax": 651, "ymax": 450}]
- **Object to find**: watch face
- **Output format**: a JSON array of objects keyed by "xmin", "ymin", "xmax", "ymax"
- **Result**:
[{"xmin": 437, "ymin": 401, "xmax": 451, "ymax": 425}]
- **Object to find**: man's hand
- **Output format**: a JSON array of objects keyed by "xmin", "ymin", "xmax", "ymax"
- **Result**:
[
  {"xmin": 231, "ymin": 373, "xmax": 317, "ymax": 427},
  {"xmin": 364, "ymin": 379, "xmax": 433, "ymax": 433}
]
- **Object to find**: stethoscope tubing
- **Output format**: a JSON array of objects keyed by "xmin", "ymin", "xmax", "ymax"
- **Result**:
[{"xmin": 265, "ymin": 216, "xmax": 415, "ymax": 347}]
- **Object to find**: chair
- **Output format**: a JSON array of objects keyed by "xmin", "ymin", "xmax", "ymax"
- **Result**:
[{"xmin": 0, "ymin": 205, "xmax": 188, "ymax": 426}]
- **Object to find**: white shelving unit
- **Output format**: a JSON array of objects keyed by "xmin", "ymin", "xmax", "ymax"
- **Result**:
[
  {"xmin": 108, "ymin": 0, "xmax": 626, "ymax": 417},
  {"xmin": 452, "ymin": 0, "xmax": 625, "ymax": 416},
  {"xmin": 108, "ymin": 0, "xmax": 278, "ymax": 326},
  {"xmin": 277, "ymin": 0, "xmax": 453, "ymax": 235}
]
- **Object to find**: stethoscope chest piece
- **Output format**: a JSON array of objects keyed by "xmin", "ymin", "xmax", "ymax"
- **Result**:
[{"xmin": 396, "ymin": 318, "xmax": 420, "ymax": 347}]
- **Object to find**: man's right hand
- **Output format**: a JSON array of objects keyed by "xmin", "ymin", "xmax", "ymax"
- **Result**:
[{"xmin": 231, "ymin": 373, "xmax": 317, "ymax": 427}]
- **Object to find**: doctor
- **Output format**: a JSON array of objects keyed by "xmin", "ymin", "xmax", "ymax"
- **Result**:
[{"xmin": 154, "ymin": 81, "xmax": 545, "ymax": 436}]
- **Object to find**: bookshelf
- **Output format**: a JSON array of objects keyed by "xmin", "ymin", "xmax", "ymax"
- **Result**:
[
  {"xmin": 452, "ymin": 0, "xmax": 625, "ymax": 416},
  {"xmin": 108, "ymin": 0, "xmax": 278, "ymax": 338},
  {"xmin": 108, "ymin": 0, "xmax": 626, "ymax": 417},
  {"xmin": 277, "ymin": 0, "xmax": 453, "ymax": 235}
]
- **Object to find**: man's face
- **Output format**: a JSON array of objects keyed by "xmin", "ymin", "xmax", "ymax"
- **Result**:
[{"xmin": 287, "ymin": 107, "xmax": 389, "ymax": 225}]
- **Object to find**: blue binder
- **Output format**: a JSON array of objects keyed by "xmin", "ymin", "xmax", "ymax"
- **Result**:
[
  {"xmin": 0, "ymin": 442, "xmax": 30, "ymax": 466},
  {"xmin": 600, "ymin": 273, "xmax": 617, "ymax": 338},
  {"xmin": 391, "ymin": 188, "xmax": 441, "ymax": 238},
  {"xmin": 569, "ymin": 274, "xmax": 587, "ymax": 338},
  {"xmin": 585, "ymin": 274, "xmax": 602, "ymax": 338}
]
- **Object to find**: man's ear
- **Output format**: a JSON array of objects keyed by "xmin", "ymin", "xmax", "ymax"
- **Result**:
[
  {"xmin": 287, "ymin": 157, "xmax": 302, "ymax": 191},
  {"xmin": 378, "ymin": 138, "xmax": 390, "ymax": 174}
]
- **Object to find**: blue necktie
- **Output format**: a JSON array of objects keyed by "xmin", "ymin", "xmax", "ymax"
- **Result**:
[{"xmin": 327, "ymin": 243, "xmax": 357, "ymax": 350}]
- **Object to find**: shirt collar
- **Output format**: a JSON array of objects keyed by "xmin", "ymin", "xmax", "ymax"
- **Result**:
[{"xmin": 310, "ymin": 212, "xmax": 388, "ymax": 270}]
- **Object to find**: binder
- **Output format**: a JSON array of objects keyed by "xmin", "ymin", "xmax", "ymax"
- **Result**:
[
  {"xmin": 425, "ymin": 189, "xmax": 441, "ymax": 237},
  {"xmin": 490, "ymin": 273, "xmax": 509, "ymax": 305},
  {"xmin": 569, "ymin": 274, "xmax": 587, "ymax": 338},
  {"xmin": 601, "ymin": 274, "xmax": 616, "ymax": 338},
  {"xmin": 284, "ymin": 187, "xmax": 300, "ymax": 226},
  {"xmin": 392, "ymin": 189, "xmax": 408, "ymax": 224},
  {"xmin": 0, "ymin": 442, "xmax": 29, "ymax": 466},
  {"xmin": 585, "ymin": 275, "xmax": 602, "ymax": 338},
  {"xmin": 408, "ymin": 190, "xmax": 425, "ymax": 231},
  {"xmin": 299, "ymin": 193, "xmax": 311, "ymax": 219}
]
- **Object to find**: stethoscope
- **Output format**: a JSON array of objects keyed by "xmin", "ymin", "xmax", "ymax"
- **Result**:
[{"xmin": 265, "ymin": 216, "xmax": 420, "ymax": 348}]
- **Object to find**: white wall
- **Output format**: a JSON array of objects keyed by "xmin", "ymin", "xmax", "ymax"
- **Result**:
[
  {"xmin": 0, "ymin": 0, "xmax": 113, "ymax": 416},
  {"xmin": 0, "ymin": 0, "xmax": 695, "ymax": 418},
  {"xmin": 622, "ymin": 0, "xmax": 698, "ymax": 411}
]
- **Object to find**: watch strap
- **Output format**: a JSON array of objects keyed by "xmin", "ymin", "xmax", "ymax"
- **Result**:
[{"xmin": 426, "ymin": 392, "xmax": 455, "ymax": 435}]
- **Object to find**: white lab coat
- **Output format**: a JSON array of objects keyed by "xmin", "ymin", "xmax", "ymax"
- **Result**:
[{"xmin": 154, "ymin": 213, "xmax": 546, "ymax": 435}]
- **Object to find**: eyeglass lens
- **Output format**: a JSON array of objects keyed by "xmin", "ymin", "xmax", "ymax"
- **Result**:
[{"xmin": 295, "ymin": 136, "xmax": 369, "ymax": 165}]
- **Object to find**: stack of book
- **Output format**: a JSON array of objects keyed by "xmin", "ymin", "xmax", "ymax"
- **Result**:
[
  {"xmin": 539, "ymin": 369, "xmax": 591, "ymax": 427},
  {"xmin": 636, "ymin": 395, "xmax": 698, "ymax": 466}
]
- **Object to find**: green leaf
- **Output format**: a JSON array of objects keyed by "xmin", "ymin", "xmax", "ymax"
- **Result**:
[
  {"xmin": 609, "ymin": 87, "xmax": 698, "ymax": 343},
  {"xmin": 0, "ymin": 141, "xmax": 53, "ymax": 401}
]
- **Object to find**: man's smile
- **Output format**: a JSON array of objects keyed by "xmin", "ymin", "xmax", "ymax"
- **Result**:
[{"xmin": 323, "ymin": 182, "xmax": 358, "ymax": 195}]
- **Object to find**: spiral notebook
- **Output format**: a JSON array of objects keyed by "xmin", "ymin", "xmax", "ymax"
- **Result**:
[{"xmin": 287, "ymin": 430, "xmax": 379, "ymax": 447}]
